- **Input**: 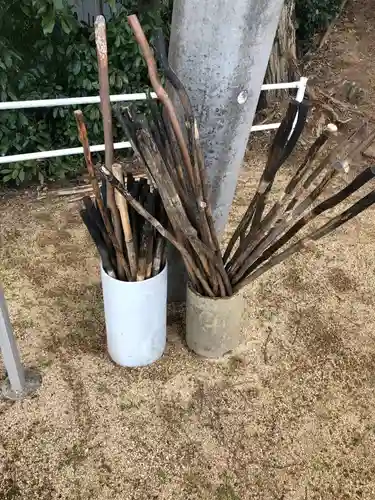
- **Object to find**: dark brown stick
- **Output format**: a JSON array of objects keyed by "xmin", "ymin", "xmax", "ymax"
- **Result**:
[
  {"xmin": 228, "ymin": 123, "xmax": 373, "ymax": 280},
  {"xmin": 248, "ymin": 100, "xmax": 309, "ymax": 234},
  {"xmin": 137, "ymin": 223, "xmax": 148, "ymax": 281},
  {"xmin": 145, "ymin": 191, "xmax": 156, "ymax": 279},
  {"xmin": 124, "ymin": 104, "xmax": 197, "ymax": 228},
  {"xmin": 127, "ymin": 16, "xmax": 232, "ymax": 296},
  {"xmin": 224, "ymin": 101, "xmax": 302, "ymax": 265},
  {"xmin": 192, "ymin": 121, "xmax": 232, "ymax": 296},
  {"xmin": 128, "ymin": 180, "xmax": 140, "ymax": 256},
  {"xmin": 135, "ymin": 127, "xmax": 219, "ymax": 285},
  {"xmin": 138, "ymin": 124, "xmax": 231, "ymax": 296},
  {"xmin": 153, "ymin": 29, "xmax": 195, "ymax": 163},
  {"xmin": 223, "ymin": 196, "xmax": 258, "ymax": 264},
  {"xmin": 234, "ymin": 189, "xmax": 375, "ymax": 291},
  {"xmin": 152, "ymin": 234, "xmax": 164, "ymax": 276},
  {"xmin": 152, "ymin": 33, "xmax": 218, "ymax": 250},
  {"xmin": 286, "ymin": 124, "xmax": 338, "ymax": 193},
  {"xmin": 152, "ymin": 202, "xmax": 167, "ymax": 276},
  {"xmin": 230, "ymin": 162, "xmax": 348, "ymax": 285},
  {"xmin": 227, "ymin": 124, "xmax": 338, "ymax": 277},
  {"xmin": 145, "ymin": 68, "xmax": 229, "ymax": 294},
  {"xmin": 82, "ymin": 195, "xmax": 114, "ymax": 261},
  {"xmin": 302, "ymin": 123, "xmax": 371, "ymax": 189},
  {"xmin": 236, "ymin": 165, "xmax": 375, "ymax": 283},
  {"xmin": 146, "ymin": 92, "xmax": 188, "ymax": 192}
]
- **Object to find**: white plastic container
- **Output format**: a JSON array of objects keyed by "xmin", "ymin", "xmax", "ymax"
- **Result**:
[{"xmin": 100, "ymin": 264, "xmax": 167, "ymax": 367}]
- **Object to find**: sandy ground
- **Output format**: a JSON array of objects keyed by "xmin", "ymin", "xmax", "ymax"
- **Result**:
[{"xmin": 2, "ymin": 1, "xmax": 375, "ymax": 499}]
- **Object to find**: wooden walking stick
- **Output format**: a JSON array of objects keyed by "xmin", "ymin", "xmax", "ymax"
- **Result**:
[
  {"xmin": 127, "ymin": 14, "xmax": 196, "ymax": 190},
  {"xmin": 95, "ymin": 15, "xmax": 125, "ymax": 279}
]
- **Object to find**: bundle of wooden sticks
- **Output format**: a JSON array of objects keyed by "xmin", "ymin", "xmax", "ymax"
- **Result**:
[
  {"xmin": 76, "ymin": 13, "xmax": 375, "ymax": 296},
  {"xmin": 79, "ymin": 171, "xmax": 167, "ymax": 281}
]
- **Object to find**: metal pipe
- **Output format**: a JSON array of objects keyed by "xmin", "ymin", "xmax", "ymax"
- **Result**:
[
  {"xmin": 0, "ymin": 93, "xmax": 157, "ymax": 110},
  {"xmin": 0, "ymin": 82, "xmax": 303, "ymax": 111},
  {"xmin": 0, "ymin": 286, "xmax": 26, "ymax": 393},
  {"xmin": 0, "ymin": 141, "xmax": 131, "ymax": 164},
  {"xmin": 1, "ymin": 286, "xmax": 42, "ymax": 400},
  {"xmin": 0, "ymin": 80, "xmax": 306, "ymax": 165},
  {"xmin": 251, "ymin": 123, "xmax": 281, "ymax": 132}
]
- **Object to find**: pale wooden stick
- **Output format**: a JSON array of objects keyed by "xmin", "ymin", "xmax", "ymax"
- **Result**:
[
  {"xmin": 55, "ymin": 186, "xmax": 93, "ymax": 196},
  {"xmin": 112, "ymin": 164, "xmax": 138, "ymax": 280}
]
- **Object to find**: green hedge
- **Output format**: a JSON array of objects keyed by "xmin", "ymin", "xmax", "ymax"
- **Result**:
[
  {"xmin": 296, "ymin": 0, "xmax": 343, "ymax": 52},
  {"xmin": 0, "ymin": 0, "xmax": 343, "ymax": 186},
  {"xmin": 0, "ymin": 0, "xmax": 171, "ymax": 185}
]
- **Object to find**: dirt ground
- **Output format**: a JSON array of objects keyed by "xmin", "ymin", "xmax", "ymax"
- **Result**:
[{"xmin": 2, "ymin": 1, "xmax": 375, "ymax": 499}]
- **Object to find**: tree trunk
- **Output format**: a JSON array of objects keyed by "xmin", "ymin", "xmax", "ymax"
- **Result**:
[
  {"xmin": 167, "ymin": 0, "xmax": 285, "ymax": 301},
  {"xmin": 260, "ymin": 0, "xmax": 297, "ymax": 106}
]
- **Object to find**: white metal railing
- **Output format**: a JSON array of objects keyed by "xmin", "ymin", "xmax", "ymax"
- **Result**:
[{"xmin": 0, "ymin": 77, "xmax": 307, "ymax": 165}]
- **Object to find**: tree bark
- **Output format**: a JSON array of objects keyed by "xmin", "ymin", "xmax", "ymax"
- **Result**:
[{"xmin": 261, "ymin": 0, "xmax": 297, "ymax": 106}]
